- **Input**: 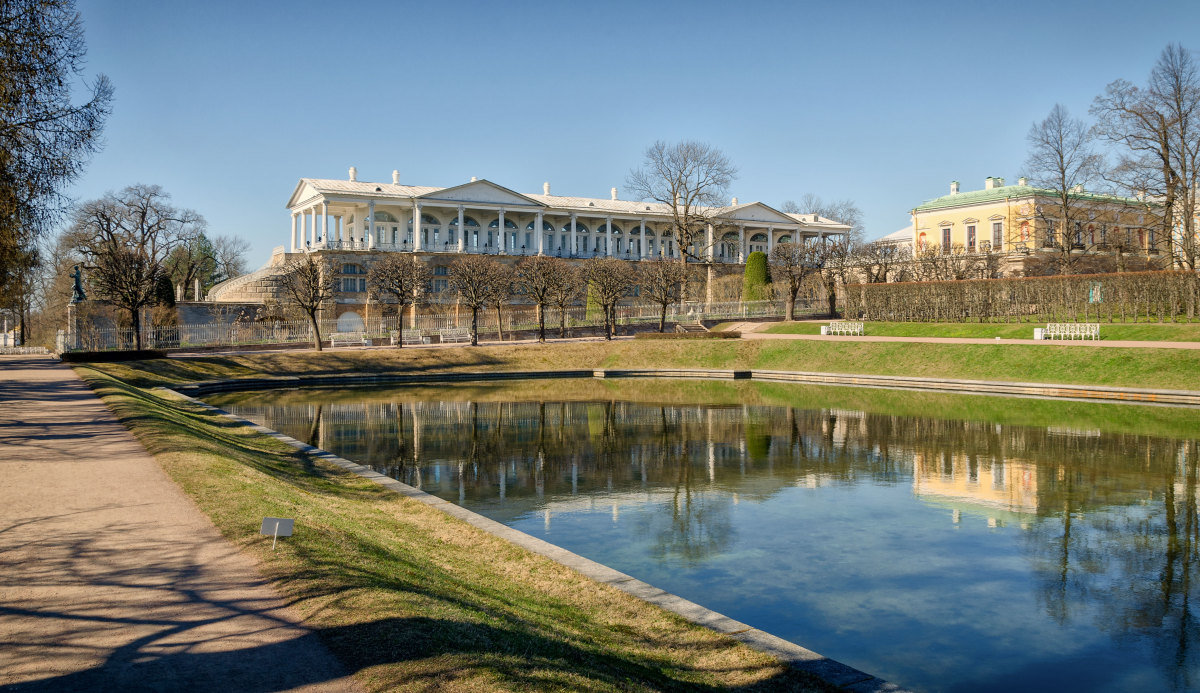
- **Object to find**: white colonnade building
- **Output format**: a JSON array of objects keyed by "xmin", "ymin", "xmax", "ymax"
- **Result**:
[
  {"xmin": 207, "ymin": 169, "xmax": 849, "ymax": 316},
  {"xmin": 283, "ymin": 168, "xmax": 848, "ymax": 262}
]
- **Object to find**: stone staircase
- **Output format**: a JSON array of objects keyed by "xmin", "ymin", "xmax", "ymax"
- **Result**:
[{"xmin": 675, "ymin": 321, "xmax": 708, "ymax": 334}]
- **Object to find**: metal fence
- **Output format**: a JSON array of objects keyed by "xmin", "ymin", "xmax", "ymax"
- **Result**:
[{"xmin": 58, "ymin": 299, "xmax": 814, "ymax": 353}]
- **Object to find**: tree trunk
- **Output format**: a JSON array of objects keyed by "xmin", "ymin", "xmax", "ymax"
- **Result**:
[
  {"xmin": 395, "ymin": 304, "xmax": 405, "ymax": 348},
  {"xmin": 308, "ymin": 312, "xmax": 323, "ymax": 351},
  {"xmin": 131, "ymin": 306, "xmax": 142, "ymax": 351},
  {"xmin": 558, "ymin": 304, "xmax": 567, "ymax": 338},
  {"xmin": 659, "ymin": 304, "xmax": 667, "ymax": 332},
  {"xmin": 603, "ymin": 303, "xmax": 612, "ymax": 340},
  {"xmin": 537, "ymin": 303, "xmax": 545, "ymax": 342},
  {"xmin": 471, "ymin": 307, "xmax": 479, "ymax": 346},
  {"xmin": 786, "ymin": 295, "xmax": 796, "ymax": 321},
  {"xmin": 826, "ymin": 286, "xmax": 837, "ymax": 317},
  {"xmin": 495, "ymin": 306, "xmax": 504, "ymax": 341}
]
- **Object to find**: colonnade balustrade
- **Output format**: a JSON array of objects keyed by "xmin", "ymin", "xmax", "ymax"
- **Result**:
[{"xmin": 289, "ymin": 202, "xmax": 829, "ymax": 263}]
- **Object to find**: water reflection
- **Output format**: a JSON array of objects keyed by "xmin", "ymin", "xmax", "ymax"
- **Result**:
[{"xmin": 215, "ymin": 382, "xmax": 1200, "ymax": 692}]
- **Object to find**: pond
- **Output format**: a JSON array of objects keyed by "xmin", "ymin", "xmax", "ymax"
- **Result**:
[{"xmin": 208, "ymin": 378, "xmax": 1200, "ymax": 693}]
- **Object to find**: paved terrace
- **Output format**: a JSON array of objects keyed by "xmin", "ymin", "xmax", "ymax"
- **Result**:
[{"xmin": 0, "ymin": 355, "xmax": 357, "ymax": 692}]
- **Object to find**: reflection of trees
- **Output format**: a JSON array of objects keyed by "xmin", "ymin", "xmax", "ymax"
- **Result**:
[
  {"xmin": 1024, "ymin": 440, "xmax": 1199, "ymax": 688},
  {"xmin": 632, "ymin": 412, "xmax": 733, "ymax": 565}
]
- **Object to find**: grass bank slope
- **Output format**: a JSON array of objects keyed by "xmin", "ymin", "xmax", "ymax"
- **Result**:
[
  {"xmin": 75, "ymin": 366, "xmax": 828, "ymax": 692},
  {"xmin": 97, "ymin": 339, "xmax": 1200, "ymax": 391}
]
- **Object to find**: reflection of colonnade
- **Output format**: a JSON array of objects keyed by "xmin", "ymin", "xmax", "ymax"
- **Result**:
[{"xmin": 226, "ymin": 395, "xmax": 1189, "ymax": 532}]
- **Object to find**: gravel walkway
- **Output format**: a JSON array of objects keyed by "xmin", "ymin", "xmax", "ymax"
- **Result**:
[{"xmin": 0, "ymin": 355, "xmax": 359, "ymax": 692}]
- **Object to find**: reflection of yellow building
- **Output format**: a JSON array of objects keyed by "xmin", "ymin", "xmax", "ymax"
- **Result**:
[
  {"xmin": 911, "ymin": 177, "xmax": 1161, "ymax": 257},
  {"xmin": 912, "ymin": 451, "xmax": 1039, "ymax": 525}
]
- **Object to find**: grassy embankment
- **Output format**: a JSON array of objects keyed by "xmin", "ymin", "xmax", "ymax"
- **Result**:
[
  {"xmin": 757, "ymin": 320, "xmax": 1200, "ymax": 341},
  {"xmin": 75, "ymin": 338, "xmax": 1200, "ymax": 689},
  {"xmin": 75, "ymin": 363, "xmax": 832, "ymax": 692},
  {"xmin": 97, "ymin": 337, "xmax": 1200, "ymax": 391}
]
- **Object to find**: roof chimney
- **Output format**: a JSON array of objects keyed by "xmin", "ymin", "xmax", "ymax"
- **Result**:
[
  {"xmin": 985, "ymin": 176, "xmax": 1003, "ymax": 190},
  {"xmin": 1018, "ymin": 176, "xmax": 1028, "ymax": 186},
  {"xmin": 1072, "ymin": 184, "xmax": 1084, "ymax": 194},
  {"xmin": 611, "ymin": 187, "xmax": 618, "ymax": 201},
  {"xmin": 392, "ymin": 170, "xmax": 400, "ymax": 185},
  {"xmin": 731, "ymin": 196, "xmax": 738, "ymax": 205},
  {"xmin": 349, "ymin": 166, "xmax": 357, "ymax": 182},
  {"xmin": 470, "ymin": 176, "xmax": 477, "ymax": 182},
  {"xmin": 813, "ymin": 214, "xmax": 819, "ymax": 222},
  {"xmin": 543, "ymin": 181, "xmax": 551, "ymax": 195},
  {"xmin": 950, "ymin": 180, "xmax": 959, "ymax": 195}
]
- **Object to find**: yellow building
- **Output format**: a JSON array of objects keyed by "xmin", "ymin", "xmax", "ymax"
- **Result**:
[{"xmin": 910, "ymin": 177, "xmax": 1163, "ymax": 268}]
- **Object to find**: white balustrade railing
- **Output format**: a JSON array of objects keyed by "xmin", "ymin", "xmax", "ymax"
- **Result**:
[{"xmin": 60, "ymin": 299, "xmax": 809, "ymax": 352}]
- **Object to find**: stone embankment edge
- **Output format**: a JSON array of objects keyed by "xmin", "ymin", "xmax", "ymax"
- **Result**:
[
  {"xmin": 173, "ymin": 367, "xmax": 1200, "ymax": 406},
  {"xmin": 158, "ymin": 385, "xmax": 909, "ymax": 693}
]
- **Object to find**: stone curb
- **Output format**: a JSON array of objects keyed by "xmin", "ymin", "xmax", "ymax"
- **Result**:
[
  {"xmin": 174, "ymin": 368, "xmax": 1200, "ymax": 406},
  {"xmin": 156, "ymin": 386, "xmax": 910, "ymax": 693}
]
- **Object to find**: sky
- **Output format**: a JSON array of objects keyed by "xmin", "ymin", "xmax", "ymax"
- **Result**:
[{"xmin": 66, "ymin": 0, "xmax": 1200, "ymax": 270}]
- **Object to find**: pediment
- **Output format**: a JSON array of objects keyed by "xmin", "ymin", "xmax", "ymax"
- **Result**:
[
  {"xmin": 286, "ymin": 180, "xmax": 321, "ymax": 209},
  {"xmin": 721, "ymin": 202, "xmax": 797, "ymax": 225},
  {"xmin": 419, "ymin": 179, "xmax": 543, "ymax": 207}
]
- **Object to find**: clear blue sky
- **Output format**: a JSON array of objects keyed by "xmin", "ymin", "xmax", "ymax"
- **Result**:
[{"xmin": 69, "ymin": 0, "xmax": 1200, "ymax": 269}]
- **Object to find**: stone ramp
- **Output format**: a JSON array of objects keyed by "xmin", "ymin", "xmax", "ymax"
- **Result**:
[{"xmin": 0, "ymin": 355, "xmax": 358, "ymax": 692}]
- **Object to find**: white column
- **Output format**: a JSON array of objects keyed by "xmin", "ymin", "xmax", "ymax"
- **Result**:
[
  {"xmin": 290, "ymin": 213, "xmax": 298, "ymax": 252},
  {"xmin": 320, "ymin": 202, "xmax": 328, "ymax": 247},
  {"xmin": 367, "ymin": 201, "xmax": 376, "ymax": 249},
  {"xmin": 768, "ymin": 228, "xmax": 777, "ymax": 254},
  {"xmin": 457, "ymin": 206, "xmax": 466, "ymax": 252},
  {"xmin": 570, "ymin": 215, "xmax": 577, "ymax": 257},
  {"xmin": 413, "ymin": 203, "xmax": 423, "ymax": 251},
  {"xmin": 605, "ymin": 216, "xmax": 613, "ymax": 257},
  {"xmin": 738, "ymin": 225, "xmax": 745, "ymax": 263},
  {"xmin": 639, "ymin": 220, "xmax": 646, "ymax": 259},
  {"xmin": 498, "ymin": 209, "xmax": 506, "ymax": 253},
  {"xmin": 536, "ymin": 211, "xmax": 545, "ymax": 255},
  {"xmin": 706, "ymin": 223, "xmax": 714, "ymax": 261},
  {"xmin": 336, "ymin": 215, "xmax": 343, "ymax": 243}
]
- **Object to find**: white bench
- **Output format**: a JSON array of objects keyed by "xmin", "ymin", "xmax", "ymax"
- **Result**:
[
  {"xmin": 389, "ymin": 329, "xmax": 424, "ymax": 346},
  {"xmin": 824, "ymin": 321, "xmax": 864, "ymax": 336},
  {"xmin": 439, "ymin": 327, "xmax": 472, "ymax": 343},
  {"xmin": 329, "ymin": 331, "xmax": 370, "ymax": 348},
  {"xmin": 1041, "ymin": 323, "xmax": 1099, "ymax": 340}
]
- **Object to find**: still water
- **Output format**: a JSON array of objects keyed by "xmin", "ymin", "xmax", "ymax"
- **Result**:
[{"xmin": 208, "ymin": 379, "xmax": 1200, "ymax": 693}]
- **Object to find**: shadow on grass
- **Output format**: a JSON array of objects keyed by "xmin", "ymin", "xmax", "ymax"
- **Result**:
[{"xmin": 66, "ymin": 367, "xmax": 834, "ymax": 692}]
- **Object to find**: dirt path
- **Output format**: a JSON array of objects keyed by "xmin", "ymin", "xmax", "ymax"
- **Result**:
[{"xmin": 0, "ymin": 355, "xmax": 359, "ymax": 692}]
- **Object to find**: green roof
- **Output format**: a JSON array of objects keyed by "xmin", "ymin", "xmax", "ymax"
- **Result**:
[{"xmin": 913, "ymin": 184, "xmax": 1148, "ymax": 213}]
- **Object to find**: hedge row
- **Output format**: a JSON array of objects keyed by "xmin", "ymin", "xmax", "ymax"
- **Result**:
[{"xmin": 844, "ymin": 270, "xmax": 1200, "ymax": 323}]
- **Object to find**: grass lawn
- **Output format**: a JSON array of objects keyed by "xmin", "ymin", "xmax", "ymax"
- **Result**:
[
  {"xmin": 94, "ymin": 338, "xmax": 1200, "ymax": 391},
  {"xmin": 75, "ymin": 364, "xmax": 830, "ymax": 692},
  {"xmin": 762, "ymin": 320, "xmax": 1200, "ymax": 341}
]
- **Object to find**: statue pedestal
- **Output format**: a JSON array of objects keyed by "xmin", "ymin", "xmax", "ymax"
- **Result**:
[{"xmin": 67, "ymin": 301, "xmax": 81, "ymax": 351}]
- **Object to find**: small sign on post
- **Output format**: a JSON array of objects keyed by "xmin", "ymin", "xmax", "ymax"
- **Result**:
[{"xmin": 260, "ymin": 517, "xmax": 294, "ymax": 550}]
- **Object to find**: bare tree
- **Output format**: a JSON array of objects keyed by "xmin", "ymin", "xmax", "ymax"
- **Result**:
[
  {"xmin": 1092, "ymin": 44, "xmax": 1200, "ymax": 269},
  {"xmin": 769, "ymin": 242, "xmax": 822, "ymax": 320},
  {"xmin": 626, "ymin": 140, "xmax": 737, "ymax": 294},
  {"xmin": 278, "ymin": 254, "xmax": 334, "ymax": 351},
  {"xmin": 1, "ymin": 0, "xmax": 112, "ymax": 298},
  {"xmin": 368, "ymin": 254, "xmax": 431, "ymax": 348},
  {"xmin": 639, "ymin": 257, "xmax": 689, "ymax": 332},
  {"xmin": 781, "ymin": 195, "xmax": 866, "ymax": 243},
  {"xmin": 547, "ymin": 261, "xmax": 581, "ymax": 338},
  {"xmin": 1024, "ymin": 104, "xmax": 1106, "ymax": 274},
  {"xmin": 515, "ymin": 256, "xmax": 568, "ymax": 342},
  {"xmin": 581, "ymin": 257, "xmax": 635, "ymax": 340},
  {"xmin": 856, "ymin": 242, "xmax": 904, "ymax": 283},
  {"xmin": 487, "ymin": 262, "xmax": 514, "ymax": 341},
  {"xmin": 212, "ymin": 235, "xmax": 250, "ymax": 283},
  {"xmin": 449, "ymin": 255, "xmax": 504, "ymax": 346},
  {"xmin": 67, "ymin": 185, "xmax": 201, "ymax": 350}
]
